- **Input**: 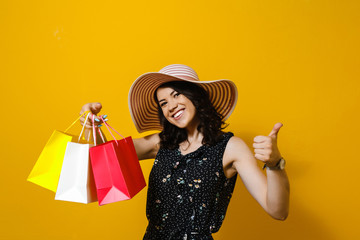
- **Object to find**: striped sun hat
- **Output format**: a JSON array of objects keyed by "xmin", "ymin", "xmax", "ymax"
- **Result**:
[{"xmin": 128, "ymin": 64, "xmax": 238, "ymax": 133}]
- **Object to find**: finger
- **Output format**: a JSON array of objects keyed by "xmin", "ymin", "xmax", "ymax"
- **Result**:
[
  {"xmin": 269, "ymin": 122, "xmax": 283, "ymax": 138},
  {"xmin": 253, "ymin": 142, "xmax": 272, "ymax": 149},
  {"xmin": 82, "ymin": 122, "xmax": 93, "ymax": 129},
  {"xmin": 79, "ymin": 116, "xmax": 88, "ymax": 126},
  {"xmin": 80, "ymin": 104, "xmax": 92, "ymax": 115},
  {"xmin": 90, "ymin": 102, "xmax": 102, "ymax": 114},
  {"xmin": 98, "ymin": 114, "xmax": 109, "ymax": 123},
  {"xmin": 253, "ymin": 135, "xmax": 271, "ymax": 143},
  {"xmin": 254, "ymin": 148, "xmax": 270, "ymax": 155},
  {"xmin": 254, "ymin": 153, "xmax": 268, "ymax": 161},
  {"xmin": 84, "ymin": 122, "xmax": 102, "ymax": 129},
  {"xmin": 94, "ymin": 116, "xmax": 101, "ymax": 123},
  {"xmin": 87, "ymin": 113, "xmax": 101, "ymax": 124},
  {"xmin": 80, "ymin": 114, "xmax": 102, "ymax": 127},
  {"xmin": 80, "ymin": 102, "xmax": 102, "ymax": 116},
  {"xmin": 79, "ymin": 113, "xmax": 94, "ymax": 124}
]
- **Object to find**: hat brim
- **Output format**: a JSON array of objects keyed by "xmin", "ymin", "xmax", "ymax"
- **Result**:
[{"xmin": 128, "ymin": 72, "xmax": 238, "ymax": 133}]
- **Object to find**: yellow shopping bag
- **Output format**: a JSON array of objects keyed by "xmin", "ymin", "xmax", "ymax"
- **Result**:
[{"xmin": 27, "ymin": 111, "xmax": 90, "ymax": 192}]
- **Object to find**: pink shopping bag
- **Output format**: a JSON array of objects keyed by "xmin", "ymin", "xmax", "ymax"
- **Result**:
[{"xmin": 89, "ymin": 116, "xmax": 146, "ymax": 206}]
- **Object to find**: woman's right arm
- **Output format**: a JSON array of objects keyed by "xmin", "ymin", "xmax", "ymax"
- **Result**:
[
  {"xmin": 80, "ymin": 102, "xmax": 160, "ymax": 160},
  {"xmin": 133, "ymin": 133, "xmax": 160, "ymax": 160}
]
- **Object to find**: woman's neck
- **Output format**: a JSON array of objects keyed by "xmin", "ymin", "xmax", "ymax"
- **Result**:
[
  {"xmin": 186, "ymin": 129, "xmax": 203, "ymax": 143},
  {"xmin": 185, "ymin": 117, "xmax": 202, "ymax": 141},
  {"xmin": 179, "ymin": 118, "xmax": 203, "ymax": 152}
]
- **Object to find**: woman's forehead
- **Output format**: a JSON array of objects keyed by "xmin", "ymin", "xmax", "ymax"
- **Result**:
[{"xmin": 156, "ymin": 86, "xmax": 176, "ymax": 98}]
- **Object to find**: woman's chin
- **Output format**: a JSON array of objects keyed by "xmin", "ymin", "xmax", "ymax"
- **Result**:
[
  {"xmin": 174, "ymin": 123, "xmax": 186, "ymax": 129},
  {"xmin": 169, "ymin": 120, "xmax": 186, "ymax": 129}
]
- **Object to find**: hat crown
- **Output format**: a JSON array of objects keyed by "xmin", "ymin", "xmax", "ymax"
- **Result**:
[{"xmin": 159, "ymin": 64, "xmax": 199, "ymax": 81}]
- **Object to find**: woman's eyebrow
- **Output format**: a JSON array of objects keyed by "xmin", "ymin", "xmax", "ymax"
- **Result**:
[{"xmin": 158, "ymin": 90, "xmax": 176, "ymax": 103}]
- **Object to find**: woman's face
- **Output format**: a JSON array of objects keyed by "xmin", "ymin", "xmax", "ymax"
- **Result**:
[{"xmin": 156, "ymin": 86, "xmax": 198, "ymax": 129}]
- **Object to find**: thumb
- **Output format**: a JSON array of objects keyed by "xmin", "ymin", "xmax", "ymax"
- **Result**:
[
  {"xmin": 269, "ymin": 122, "xmax": 283, "ymax": 138},
  {"xmin": 90, "ymin": 102, "xmax": 102, "ymax": 114}
]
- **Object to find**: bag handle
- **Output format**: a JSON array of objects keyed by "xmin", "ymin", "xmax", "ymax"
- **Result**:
[
  {"xmin": 92, "ymin": 114, "xmax": 106, "ymax": 146},
  {"xmin": 64, "ymin": 111, "xmax": 90, "ymax": 133},
  {"xmin": 77, "ymin": 112, "xmax": 91, "ymax": 143},
  {"xmin": 99, "ymin": 116, "xmax": 126, "ymax": 146}
]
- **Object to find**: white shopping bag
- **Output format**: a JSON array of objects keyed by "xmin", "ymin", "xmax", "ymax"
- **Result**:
[{"xmin": 55, "ymin": 113, "xmax": 98, "ymax": 204}]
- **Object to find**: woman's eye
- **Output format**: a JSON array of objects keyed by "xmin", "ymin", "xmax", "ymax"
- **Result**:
[
  {"xmin": 174, "ymin": 93, "xmax": 181, "ymax": 97},
  {"xmin": 160, "ymin": 102, "xmax": 167, "ymax": 107}
]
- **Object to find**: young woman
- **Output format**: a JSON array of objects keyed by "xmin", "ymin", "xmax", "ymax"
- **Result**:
[{"xmin": 80, "ymin": 64, "xmax": 290, "ymax": 240}]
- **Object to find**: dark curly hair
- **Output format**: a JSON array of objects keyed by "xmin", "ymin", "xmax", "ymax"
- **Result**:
[{"xmin": 154, "ymin": 81, "xmax": 228, "ymax": 149}]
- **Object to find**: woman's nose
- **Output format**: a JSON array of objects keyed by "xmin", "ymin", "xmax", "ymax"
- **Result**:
[{"xmin": 168, "ymin": 100, "xmax": 178, "ymax": 112}]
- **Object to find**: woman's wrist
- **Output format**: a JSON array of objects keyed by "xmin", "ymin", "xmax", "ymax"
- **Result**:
[
  {"xmin": 266, "ymin": 158, "xmax": 281, "ymax": 168},
  {"xmin": 262, "ymin": 157, "xmax": 283, "ymax": 169}
]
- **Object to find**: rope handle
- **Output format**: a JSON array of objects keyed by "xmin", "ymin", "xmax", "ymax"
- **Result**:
[
  {"xmin": 77, "ymin": 112, "xmax": 91, "ymax": 142},
  {"xmin": 92, "ymin": 114, "xmax": 106, "ymax": 146},
  {"xmin": 99, "ymin": 116, "xmax": 126, "ymax": 146},
  {"xmin": 64, "ymin": 111, "xmax": 90, "ymax": 133}
]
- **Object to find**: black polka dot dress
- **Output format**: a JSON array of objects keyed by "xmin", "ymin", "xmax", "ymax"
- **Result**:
[{"xmin": 143, "ymin": 132, "xmax": 237, "ymax": 240}]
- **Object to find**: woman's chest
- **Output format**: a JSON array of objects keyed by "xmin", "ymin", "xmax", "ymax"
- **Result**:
[{"xmin": 150, "ymin": 150, "xmax": 224, "ymax": 189}]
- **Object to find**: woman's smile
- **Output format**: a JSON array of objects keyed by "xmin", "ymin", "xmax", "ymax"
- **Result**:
[
  {"xmin": 156, "ymin": 87, "xmax": 198, "ymax": 129},
  {"xmin": 172, "ymin": 109, "xmax": 184, "ymax": 120}
]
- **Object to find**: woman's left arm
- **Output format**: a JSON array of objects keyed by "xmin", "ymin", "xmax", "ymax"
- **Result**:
[{"xmin": 224, "ymin": 123, "xmax": 290, "ymax": 220}]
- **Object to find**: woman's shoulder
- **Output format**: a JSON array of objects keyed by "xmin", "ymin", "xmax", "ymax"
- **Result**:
[
  {"xmin": 218, "ymin": 131, "xmax": 248, "ymax": 152},
  {"xmin": 223, "ymin": 132, "xmax": 245, "ymax": 145},
  {"xmin": 207, "ymin": 131, "xmax": 235, "ymax": 148},
  {"xmin": 224, "ymin": 133, "xmax": 250, "ymax": 156}
]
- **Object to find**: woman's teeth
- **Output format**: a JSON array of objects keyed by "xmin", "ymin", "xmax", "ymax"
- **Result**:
[{"xmin": 173, "ymin": 110, "xmax": 184, "ymax": 118}]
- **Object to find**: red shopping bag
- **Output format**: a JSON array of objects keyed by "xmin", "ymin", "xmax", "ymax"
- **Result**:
[{"xmin": 89, "ymin": 116, "xmax": 146, "ymax": 206}]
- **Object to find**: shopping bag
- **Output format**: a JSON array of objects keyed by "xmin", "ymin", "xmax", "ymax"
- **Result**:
[
  {"xmin": 89, "ymin": 116, "xmax": 146, "ymax": 206},
  {"xmin": 27, "ymin": 111, "xmax": 90, "ymax": 192},
  {"xmin": 55, "ymin": 112, "xmax": 98, "ymax": 204}
]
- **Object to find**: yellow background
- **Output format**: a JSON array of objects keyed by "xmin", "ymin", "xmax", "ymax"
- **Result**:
[{"xmin": 1, "ymin": 0, "xmax": 359, "ymax": 239}]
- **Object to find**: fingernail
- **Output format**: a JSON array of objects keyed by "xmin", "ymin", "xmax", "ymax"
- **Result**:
[
  {"xmin": 94, "ymin": 118, "xmax": 100, "ymax": 122},
  {"xmin": 98, "ymin": 124, "xmax": 102, "ymax": 127},
  {"xmin": 104, "ymin": 119, "xmax": 108, "ymax": 122},
  {"xmin": 103, "ymin": 114, "xmax": 107, "ymax": 118}
]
